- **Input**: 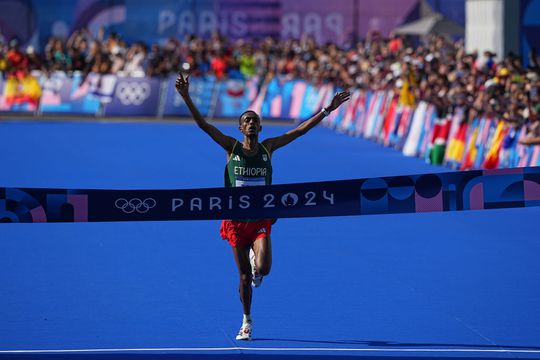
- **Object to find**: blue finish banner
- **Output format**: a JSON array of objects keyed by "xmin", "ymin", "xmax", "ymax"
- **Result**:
[{"xmin": 1, "ymin": 167, "xmax": 539, "ymax": 223}]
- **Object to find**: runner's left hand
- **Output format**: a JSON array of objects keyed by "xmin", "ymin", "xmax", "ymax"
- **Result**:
[{"xmin": 327, "ymin": 91, "xmax": 351, "ymax": 112}]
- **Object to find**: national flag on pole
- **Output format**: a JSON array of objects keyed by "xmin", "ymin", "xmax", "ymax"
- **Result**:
[
  {"xmin": 428, "ymin": 115, "xmax": 451, "ymax": 165},
  {"xmin": 482, "ymin": 121, "xmax": 508, "ymax": 169}
]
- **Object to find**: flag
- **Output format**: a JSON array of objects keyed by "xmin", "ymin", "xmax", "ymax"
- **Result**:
[
  {"xmin": 444, "ymin": 107, "xmax": 467, "ymax": 167},
  {"xmin": 460, "ymin": 119, "xmax": 479, "ymax": 170},
  {"xmin": 482, "ymin": 121, "xmax": 508, "ymax": 169},
  {"xmin": 428, "ymin": 116, "xmax": 451, "ymax": 165},
  {"xmin": 498, "ymin": 127, "xmax": 518, "ymax": 168},
  {"xmin": 530, "ymin": 145, "xmax": 540, "ymax": 166},
  {"xmin": 3, "ymin": 74, "xmax": 42, "ymax": 109},
  {"xmin": 382, "ymin": 95, "xmax": 398, "ymax": 145},
  {"xmin": 474, "ymin": 118, "xmax": 495, "ymax": 169}
]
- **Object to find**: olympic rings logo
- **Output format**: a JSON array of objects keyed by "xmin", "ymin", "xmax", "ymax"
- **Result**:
[
  {"xmin": 115, "ymin": 198, "xmax": 156, "ymax": 214},
  {"xmin": 115, "ymin": 81, "xmax": 151, "ymax": 105}
]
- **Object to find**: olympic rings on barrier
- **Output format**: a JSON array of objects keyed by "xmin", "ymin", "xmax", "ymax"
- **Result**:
[
  {"xmin": 115, "ymin": 81, "xmax": 151, "ymax": 105},
  {"xmin": 115, "ymin": 198, "xmax": 156, "ymax": 213}
]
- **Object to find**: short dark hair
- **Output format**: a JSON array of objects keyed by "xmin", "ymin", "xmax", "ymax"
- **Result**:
[{"xmin": 238, "ymin": 110, "xmax": 260, "ymax": 124}]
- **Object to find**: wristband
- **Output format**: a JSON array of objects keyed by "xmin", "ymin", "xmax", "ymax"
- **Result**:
[{"xmin": 322, "ymin": 107, "xmax": 330, "ymax": 117}]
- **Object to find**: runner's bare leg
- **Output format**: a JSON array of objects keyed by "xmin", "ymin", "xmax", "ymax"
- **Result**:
[
  {"xmin": 232, "ymin": 246, "xmax": 252, "ymax": 314},
  {"xmin": 252, "ymin": 235, "xmax": 272, "ymax": 276}
]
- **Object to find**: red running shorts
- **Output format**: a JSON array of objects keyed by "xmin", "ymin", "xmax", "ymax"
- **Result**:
[{"xmin": 220, "ymin": 219, "xmax": 272, "ymax": 247}]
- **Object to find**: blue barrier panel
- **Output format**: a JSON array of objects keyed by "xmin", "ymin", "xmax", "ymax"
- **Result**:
[
  {"xmin": 39, "ymin": 73, "xmax": 100, "ymax": 115},
  {"xmin": 260, "ymin": 77, "xmax": 283, "ymax": 119},
  {"xmin": 1, "ymin": 167, "xmax": 539, "ymax": 223},
  {"xmin": 162, "ymin": 75, "xmax": 215, "ymax": 117},
  {"xmin": 297, "ymin": 82, "xmax": 325, "ymax": 119},
  {"xmin": 258, "ymin": 77, "xmax": 302, "ymax": 120},
  {"xmin": 214, "ymin": 78, "xmax": 256, "ymax": 118},
  {"xmin": 84, "ymin": 73, "xmax": 118, "ymax": 106},
  {"xmin": 103, "ymin": 76, "xmax": 160, "ymax": 116}
]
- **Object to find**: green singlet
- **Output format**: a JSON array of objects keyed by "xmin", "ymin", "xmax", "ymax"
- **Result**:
[
  {"xmin": 225, "ymin": 141, "xmax": 273, "ymax": 223},
  {"xmin": 225, "ymin": 141, "xmax": 272, "ymax": 188}
]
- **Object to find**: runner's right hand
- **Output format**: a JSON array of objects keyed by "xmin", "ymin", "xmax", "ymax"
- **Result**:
[{"xmin": 175, "ymin": 73, "xmax": 190, "ymax": 98}]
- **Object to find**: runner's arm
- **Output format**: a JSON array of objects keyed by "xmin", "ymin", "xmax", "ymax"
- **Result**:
[
  {"xmin": 262, "ymin": 91, "xmax": 350, "ymax": 153},
  {"xmin": 175, "ymin": 73, "xmax": 236, "ymax": 152}
]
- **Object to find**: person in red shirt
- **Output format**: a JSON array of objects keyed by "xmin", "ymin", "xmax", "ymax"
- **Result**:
[
  {"xmin": 211, "ymin": 51, "xmax": 228, "ymax": 79},
  {"xmin": 6, "ymin": 39, "xmax": 28, "ymax": 80},
  {"xmin": 4, "ymin": 39, "xmax": 41, "ymax": 107},
  {"xmin": 388, "ymin": 33, "xmax": 403, "ymax": 54}
]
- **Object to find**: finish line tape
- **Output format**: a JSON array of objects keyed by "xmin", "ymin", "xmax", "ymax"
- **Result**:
[{"xmin": 1, "ymin": 167, "xmax": 540, "ymax": 223}]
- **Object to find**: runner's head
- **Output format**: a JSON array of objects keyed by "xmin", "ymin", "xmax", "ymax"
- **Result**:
[{"xmin": 239, "ymin": 110, "xmax": 262, "ymax": 136}]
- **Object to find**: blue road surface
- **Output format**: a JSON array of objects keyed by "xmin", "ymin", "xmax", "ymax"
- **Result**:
[{"xmin": 0, "ymin": 120, "xmax": 539, "ymax": 359}]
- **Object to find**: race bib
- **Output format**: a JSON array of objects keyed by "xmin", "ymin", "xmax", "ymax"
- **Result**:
[{"xmin": 235, "ymin": 177, "xmax": 266, "ymax": 187}]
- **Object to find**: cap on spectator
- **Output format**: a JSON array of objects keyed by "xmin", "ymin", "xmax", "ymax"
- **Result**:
[
  {"xmin": 526, "ymin": 71, "xmax": 539, "ymax": 81},
  {"xmin": 498, "ymin": 67, "xmax": 510, "ymax": 77}
]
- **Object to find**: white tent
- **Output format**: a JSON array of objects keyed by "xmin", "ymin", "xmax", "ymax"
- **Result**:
[{"xmin": 393, "ymin": 13, "xmax": 464, "ymax": 37}]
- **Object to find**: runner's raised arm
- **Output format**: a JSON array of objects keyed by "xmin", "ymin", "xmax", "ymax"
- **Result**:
[
  {"xmin": 175, "ymin": 73, "xmax": 236, "ymax": 152},
  {"xmin": 262, "ymin": 91, "xmax": 351, "ymax": 153}
]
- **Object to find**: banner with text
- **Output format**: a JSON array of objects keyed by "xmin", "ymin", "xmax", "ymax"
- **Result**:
[
  {"xmin": 1, "ymin": 167, "xmax": 539, "ymax": 223},
  {"xmin": 2, "ymin": 0, "xmax": 428, "ymax": 50}
]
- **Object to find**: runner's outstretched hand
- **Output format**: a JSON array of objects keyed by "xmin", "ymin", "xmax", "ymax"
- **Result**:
[
  {"xmin": 327, "ymin": 91, "xmax": 351, "ymax": 111},
  {"xmin": 175, "ymin": 73, "xmax": 190, "ymax": 98}
]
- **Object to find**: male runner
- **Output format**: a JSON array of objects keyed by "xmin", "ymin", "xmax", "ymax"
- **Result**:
[{"xmin": 175, "ymin": 73, "xmax": 350, "ymax": 340}]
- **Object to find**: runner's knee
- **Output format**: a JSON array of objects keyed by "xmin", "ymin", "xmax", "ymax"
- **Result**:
[
  {"xmin": 240, "ymin": 272, "xmax": 252, "ymax": 286},
  {"xmin": 257, "ymin": 263, "xmax": 271, "ymax": 276}
]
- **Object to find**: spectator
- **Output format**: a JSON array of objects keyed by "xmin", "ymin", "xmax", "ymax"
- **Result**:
[
  {"xmin": 211, "ymin": 50, "xmax": 228, "ymax": 79},
  {"xmin": 4, "ymin": 38, "xmax": 41, "ymax": 106},
  {"xmin": 0, "ymin": 28, "xmax": 538, "ymax": 138},
  {"xmin": 239, "ymin": 45, "xmax": 256, "ymax": 78},
  {"xmin": 124, "ymin": 43, "xmax": 147, "ymax": 77},
  {"xmin": 25, "ymin": 46, "xmax": 43, "ymax": 72}
]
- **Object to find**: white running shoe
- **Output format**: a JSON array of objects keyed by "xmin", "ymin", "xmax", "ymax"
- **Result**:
[
  {"xmin": 249, "ymin": 248, "xmax": 263, "ymax": 288},
  {"xmin": 235, "ymin": 321, "xmax": 252, "ymax": 341}
]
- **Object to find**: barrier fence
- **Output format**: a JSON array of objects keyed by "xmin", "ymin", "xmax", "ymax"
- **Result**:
[
  {"xmin": 1, "ymin": 72, "xmax": 539, "ymax": 170},
  {"xmin": 321, "ymin": 90, "xmax": 540, "ymax": 170},
  {"xmin": 0, "ymin": 72, "xmax": 337, "ymax": 120}
]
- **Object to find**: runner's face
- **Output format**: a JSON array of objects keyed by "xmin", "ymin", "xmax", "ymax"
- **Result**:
[{"xmin": 240, "ymin": 112, "xmax": 261, "ymax": 136}]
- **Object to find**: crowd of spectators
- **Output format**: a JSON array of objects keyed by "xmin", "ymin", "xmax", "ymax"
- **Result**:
[{"xmin": 1, "ymin": 27, "xmax": 539, "ymax": 143}]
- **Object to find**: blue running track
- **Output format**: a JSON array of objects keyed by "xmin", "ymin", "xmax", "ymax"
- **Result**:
[{"xmin": 1, "ymin": 120, "xmax": 539, "ymax": 359}]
